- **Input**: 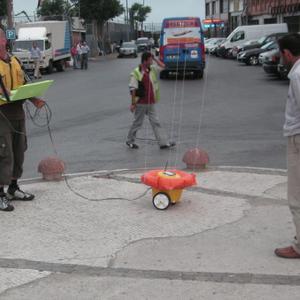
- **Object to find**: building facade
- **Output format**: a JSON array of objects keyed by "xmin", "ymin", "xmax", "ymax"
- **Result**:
[
  {"xmin": 205, "ymin": 0, "xmax": 229, "ymax": 36},
  {"xmin": 228, "ymin": 0, "xmax": 246, "ymax": 31},
  {"xmin": 246, "ymin": 0, "xmax": 300, "ymax": 32}
]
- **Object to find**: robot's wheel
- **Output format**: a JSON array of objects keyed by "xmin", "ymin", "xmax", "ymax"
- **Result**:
[{"xmin": 152, "ymin": 192, "xmax": 170, "ymax": 210}]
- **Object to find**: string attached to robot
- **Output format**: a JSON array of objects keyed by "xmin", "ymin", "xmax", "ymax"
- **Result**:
[{"xmin": 0, "ymin": 64, "xmax": 151, "ymax": 202}]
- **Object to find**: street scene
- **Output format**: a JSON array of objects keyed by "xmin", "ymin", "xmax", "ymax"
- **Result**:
[{"xmin": 0, "ymin": 0, "xmax": 300, "ymax": 299}]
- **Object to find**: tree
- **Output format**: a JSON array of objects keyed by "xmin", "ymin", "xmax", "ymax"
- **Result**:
[
  {"xmin": 37, "ymin": 0, "xmax": 70, "ymax": 18},
  {"xmin": 0, "ymin": 0, "xmax": 7, "ymax": 30},
  {"xmin": 129, "ymin": 2, "xmax": 151, "ymax": 37},
  {"xmin": 0, "ymin": 0, "xmax": 6, "ymax": 18},
  {"xmin": 77, "ymin": 0, "xmax": 124, "ymax": 42}
]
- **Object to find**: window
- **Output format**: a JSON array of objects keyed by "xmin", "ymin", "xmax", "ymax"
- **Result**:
[
  {"xmin": 212, "ymin": 1, "xmax": 216, "ymax": 14},
  {"xmin": 230, "ymin": 31, "xmax": 245, "ymax": 42},
  {"xmin": 220, "ymin": 0, "xmax": 224, "ymax": 13},
  {"xmin": 45, "ymin": 40, "xmax": 51, "ymax": 50},
  {"xmin": 206, "ymin": 3, "xmax": 210, "ymax": 16}
]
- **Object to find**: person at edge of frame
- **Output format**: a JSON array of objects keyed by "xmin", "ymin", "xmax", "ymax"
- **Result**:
[
  {"xmin": 275, "ymin": 33, "xmax": 300, "ymax": 258},
  {"xmin": 0, "ymin": 28, "xmax": 45, "ymax": 212},
  {"xmin": 126, "ymin": 51, "xmax": 175, "ymax": 150}
]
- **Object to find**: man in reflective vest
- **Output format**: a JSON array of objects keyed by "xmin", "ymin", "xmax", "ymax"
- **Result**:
[
  {"xmin": 126, "ymin": 51, "xmax": 175, "ymax": 150},
  {"xmin": 0, "ymin": 28, "xmax": 45, "ymax": 212}
]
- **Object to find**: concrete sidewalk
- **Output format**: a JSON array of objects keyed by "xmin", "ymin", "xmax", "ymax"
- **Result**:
[{"xmin": 0, "ymin": 166, "xmax": 299, "ymax": 299}]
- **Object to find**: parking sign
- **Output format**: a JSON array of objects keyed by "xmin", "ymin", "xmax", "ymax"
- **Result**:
[{"xmin": 6, "ymin": 29, "xmax": 16, "ymax": 40}]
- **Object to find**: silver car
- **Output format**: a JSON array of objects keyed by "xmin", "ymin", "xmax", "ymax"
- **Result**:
[{"xmin": 118, "ymin": 42, "xmax": 138, "ymax": 58}]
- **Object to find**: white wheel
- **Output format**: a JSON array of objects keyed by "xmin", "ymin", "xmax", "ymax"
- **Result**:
[{"xmin": 152, "ymin": 193, "xmax": 170, "ymax": 210}]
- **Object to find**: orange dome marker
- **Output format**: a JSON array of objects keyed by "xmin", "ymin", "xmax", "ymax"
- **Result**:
[{"xmin": 141, "ymin": 169, "xmax": 196, "ymax": 210}]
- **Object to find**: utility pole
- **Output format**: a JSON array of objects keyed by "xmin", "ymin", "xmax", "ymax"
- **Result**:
[
  {"xmin": 7, "ymin": 0, "xmax": 13, "ymax": 29},
  {"xmin": 126, "ymin": 0, "xmax": 129, "ymax": 23}
]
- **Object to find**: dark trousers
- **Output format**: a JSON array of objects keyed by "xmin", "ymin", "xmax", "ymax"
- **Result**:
[
  {"xmin": 0, "ymin": 118, "xmax": 27, "ymax": 185},
  {"xmin": 81, "ymin": 53, "xmax": 88, "ymax": 70}
]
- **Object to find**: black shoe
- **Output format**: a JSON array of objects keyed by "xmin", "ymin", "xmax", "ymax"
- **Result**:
[
  {"xmin": 126, "ymin": 142, "xmax": 139, "ymax": 149},
  {"xmin": 160, "ymin": 142, "xmax": 176, "ymax": 149},
  {"xmin": 0, "ymin": 193, "xmax": 14, "ymax": 211},
  {"xmin": 6, "ymin": 186, "xmax": 35, "ymax": 201}
]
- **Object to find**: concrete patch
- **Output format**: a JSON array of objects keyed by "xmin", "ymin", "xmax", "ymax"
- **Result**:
[
  {"xmin": 0, "ymin": 176, "xmax": 249, "ymax": 267},
  {"xmin": 0, "ymin": 268, "xmax": 49, "ymax": 294},
  {"xmin": 113, "ymin": 205, "xmax": 299, "ymax": 276},
  {"xmin": 196, "ymin": 171, "xmax": 286, "ymax": 199}
]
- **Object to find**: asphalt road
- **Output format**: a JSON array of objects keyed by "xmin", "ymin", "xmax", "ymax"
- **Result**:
[{"xmin": 23, "ymin": 54, "xmax": 289, "ymax": 179}]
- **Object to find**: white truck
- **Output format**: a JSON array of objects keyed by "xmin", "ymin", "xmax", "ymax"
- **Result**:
[
  {"xmin": 218, "ymin": 23, "xmax": 288, "ymax": 58},
  {"xmin": 13, "ymin": 21, "xmax": 72, "ymax": 73}
]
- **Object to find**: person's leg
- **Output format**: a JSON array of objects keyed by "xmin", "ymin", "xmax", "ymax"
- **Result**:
[
  {"xmin": 85, "ymin": 56, "xmax": 88, "ymax": 70},
  {"xmin": 80, "ymin": 55, "xmax": 84, "ymax": 69},
  {"xmin": 126, "ymin": 104, "xmax": 146, "ymax": 146},
  {"xmin": 287, "ymin": 135, "xmax": 300, "ymax": 251},
  {"xmin": 73, "ymin": 56, "xmax": 77, "ymax": 69},
  {"xmin": 147, "ymin": 104, "xmax": 169, "ymax": 146},
  {"xmin": 6, "ymin": 120, "xmax": 34, "ymax": 201},
  {"xmin": 0, "ymin": 120, "xmax": 14, "ymax": 211},
  {"xmin": 33, "ymin": 60, "xmax": 38, "ymax": 78},
  {"xmin": 37, "ymin": 60, "xmax": 41, "ymax": 78}
]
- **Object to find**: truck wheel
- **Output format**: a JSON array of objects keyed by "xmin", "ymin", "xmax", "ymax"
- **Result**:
[
  {"xmin": 46, "ymin": 60, "xmax": 53, "ymax": 74},
  {"xmin": 55, "ymin": 61, "xmax": 65, "ymax": 72}
]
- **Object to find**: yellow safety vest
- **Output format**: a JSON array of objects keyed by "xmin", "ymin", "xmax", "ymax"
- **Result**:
[
  {"xmin": 0, "ymin": 56, "xmax": 25, "ymax": 92},
  {"xmin": 132, "ymin": 65, "xmax": 160, "ymax": 102}
]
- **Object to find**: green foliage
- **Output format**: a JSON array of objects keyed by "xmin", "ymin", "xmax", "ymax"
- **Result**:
[
  {"xmin": 37, "ymin": 0, "xmax": 69, "ymax": 17},
  {"xmin": 0, "ymin": 0, "xmax": 6, "ymax": 17},
  {"xmin": 79, "ymin": 0, "xmax": 124, "ymax": 24},
  {"xmin": 130, "ymin": 2, "xmax": 151, "ymax": 24}
]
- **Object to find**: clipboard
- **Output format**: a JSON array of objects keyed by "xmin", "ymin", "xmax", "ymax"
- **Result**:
[{"xmin": 0, "ymin": 80, "xmax": 54, "ymax": 105}]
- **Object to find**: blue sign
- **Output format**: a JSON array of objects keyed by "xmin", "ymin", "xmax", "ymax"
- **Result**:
[{"xmin": 6, "ymin": 29, "xmax": 16, "ymax": 40}]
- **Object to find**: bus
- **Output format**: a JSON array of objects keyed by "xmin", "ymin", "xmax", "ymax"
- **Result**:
[{"xmin": 159, "ymin": 17, "xmax": 205, "ymax": 79}]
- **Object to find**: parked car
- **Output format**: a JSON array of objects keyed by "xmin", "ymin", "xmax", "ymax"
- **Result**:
[
  {"xmin": 136, "ymin": 37, "xmax": 151, "ymax": 52},
  {"xmin": 234, "ymin": 32, "xmax": 287, "ymax": 57},
  {"xmin": 237, "ymin": 41, "xmax": 278, "ymax": 65},
  {"xmin": 262, "ymin": 49, "xmax": 281, "ymax": 75},
  {"xmin": 277, "ymin": 61, "xmax": 290, "ymax": 79},
  {"xmin": 209, "ymin": 38, "xmax": 226, "ymax": 55},
  {"xmin": 259, "ymin": 47, "xmax": 278, "ymax": 65},
  {"xmin": 231, "ymin": 39, "xmax": 259, "ymax": 58},
  {"xmin": 118, "ymin": 42, "xmax": 138, "ymax": 58},
  {"xmin": 205, "ymin": 38, "xmax": 226, "ymax": 54}
]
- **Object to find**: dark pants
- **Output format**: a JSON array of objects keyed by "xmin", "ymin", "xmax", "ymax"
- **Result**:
[
  {"xmin": 0, "ymin": 118, "xmax": 27, "ymax": 185},
  {"xmin": 81, "ymin": 53, "xmax": 88, "ymax": 70}
]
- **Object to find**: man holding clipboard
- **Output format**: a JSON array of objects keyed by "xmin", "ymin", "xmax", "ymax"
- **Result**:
[{"xmin": 0, "ymin": 28, "xmax": 45, "ymax": 211}]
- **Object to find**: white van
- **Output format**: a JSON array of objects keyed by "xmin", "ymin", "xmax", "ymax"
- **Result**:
[{"xmin": 219, "ymin": 23, "xmax": 288, "ymax": 57}]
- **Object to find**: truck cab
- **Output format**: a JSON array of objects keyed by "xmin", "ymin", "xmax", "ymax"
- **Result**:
[
  {"xmin": 13, "ymin": 27, "xmax": 53, "ymax": 72},
  {"xmin": 13, "ymin": 21, "xmax": 71, "ymax": 73}
]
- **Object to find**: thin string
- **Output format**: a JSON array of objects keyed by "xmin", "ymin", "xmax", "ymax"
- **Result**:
[
  {"xmin": 173, "ymin": 48, "xmax": 188, "ymax": 168},
  {"xmin": 167, "ymin": 45, "xmax": 180, "ymax": 166},
  {"xmin": 143, "ymin": 58, "xmax": 153, "ymax": 170},
  {"xmin": 192, "ymin": 55, "xmax": 210, "ymax": 172}
]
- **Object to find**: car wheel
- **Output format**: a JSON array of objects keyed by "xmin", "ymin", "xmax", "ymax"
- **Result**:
[
  {"xmin": 249, "ymin": 55, "xmax": 258, "ymax": 66},
  {"xmin": 160, "ymin": 70, "xmax": 167, "ymax": 79},
  {"xmin": 196, "ymin": 70, "xmax": 203, "ymax": 79}
]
